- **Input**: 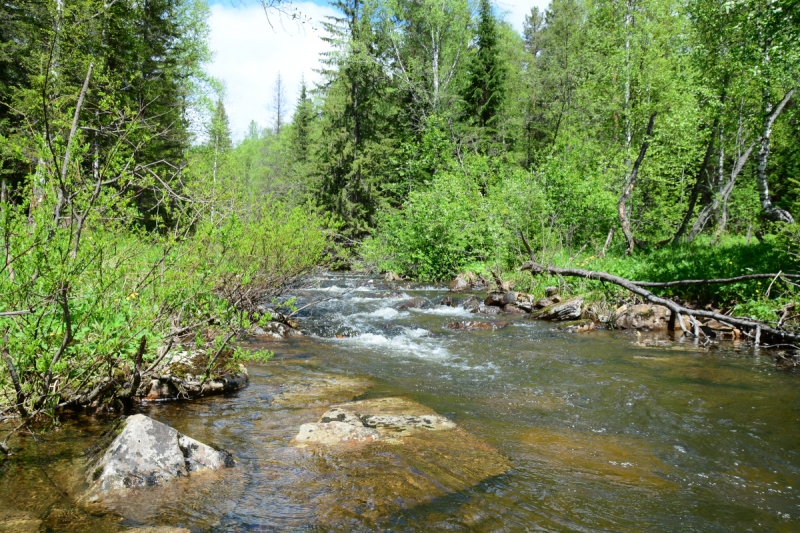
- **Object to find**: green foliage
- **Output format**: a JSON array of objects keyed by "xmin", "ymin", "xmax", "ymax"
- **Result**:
[{"xmin": 362, "ymin": 153, "xmax": 547, "ymax": 280}]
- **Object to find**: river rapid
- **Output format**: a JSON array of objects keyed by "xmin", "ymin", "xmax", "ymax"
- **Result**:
[{"xmin": 1, "ymin": 273, "xmax": 799, "ymax": 532}]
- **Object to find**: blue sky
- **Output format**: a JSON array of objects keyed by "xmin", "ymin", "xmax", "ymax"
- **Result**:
[{"xmin": 205, "ymin": 0, "xmax": 550, "ymax": 139}]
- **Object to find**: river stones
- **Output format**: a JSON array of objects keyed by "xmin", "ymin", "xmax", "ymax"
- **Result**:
[
  {"xmin": 141, "ymin": 370, "xmax": 249, "ymax": 401},
  {"xmin": 251, "ymin": 320, "xmax": 303, "ymax": 339},
  {"xmin": 447, "ymin": 321, "xmax": 509, "ymax": 331},
  {"xmin": 82, "ymin": 415, "xmax": 233, "ymax": 501}
]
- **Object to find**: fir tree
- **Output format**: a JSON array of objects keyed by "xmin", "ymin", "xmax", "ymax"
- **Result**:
[
  {"xmin": 463, "ymin": 0, "xmax": 506, "ymax": 135},
  {"xmin": 291, "ymin": 79, "xmax": 314, "ymax": 164}
]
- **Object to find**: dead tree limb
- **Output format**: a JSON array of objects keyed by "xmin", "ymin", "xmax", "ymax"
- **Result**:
[
  {"xmin": 632, "ymin": 272, "xmax": 800, "ymax": 287},
  {"xmin": 519, "ymin": 260, "xmax": 800, "ymax": 343},
  {"xmin": 618, "ymin": 113, "xmax": 656, "ymax": 255}
]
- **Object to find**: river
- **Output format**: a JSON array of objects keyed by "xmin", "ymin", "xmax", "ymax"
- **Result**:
[{"xmin": 1, "ymin": 273, "xmax": 799, "ymax": 532}]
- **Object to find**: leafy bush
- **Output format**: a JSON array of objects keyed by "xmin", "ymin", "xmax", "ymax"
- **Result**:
[{"xmin": 362, "ymin": 154, "xmax": 547, "ymax": 281}]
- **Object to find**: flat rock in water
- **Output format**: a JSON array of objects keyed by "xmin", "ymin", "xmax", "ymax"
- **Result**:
[
  {"xmin": 294, "ymin": 420, "xmax": 381, "ymax": 446},
  {"xmin": 83, "ymin": 414, "xmax": 233, "ymax": 501},
  {"xmin": 531, "ymin": 296, "xmax": 583, "ymax": 321},
  {"xmin": 447, "ymin": 321, "xmax": 509, "ymax": 331},
  {"xmin": 288, "ymin": 397, "xmax": 510, "ymax": 523},
  {"xmin": 267, "ymin": 371, "xmax": 374, "ymax": 408},
  {"xmin": 122, "ymin": 526, "xmax": 192, "ymax": 533},
  {"xmin": 0, "ymin": 511, "xmax": 41, "ymax": 533}
]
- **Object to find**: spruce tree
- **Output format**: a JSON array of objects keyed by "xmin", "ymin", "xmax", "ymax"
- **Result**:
[
  {"xmin": 208, "ymin": 99, "xmax": 233, "ymax": 154},
  {"xmin": 463, "ymin": 0, "xmax": 506, "ymax": 136},
  {"xmin": 314, "ymin": 0, "xmax": 392, "ymax": 237},
  {"xmin": 291, "ymin": 80, "xmax": 314, "ymax": 165}
]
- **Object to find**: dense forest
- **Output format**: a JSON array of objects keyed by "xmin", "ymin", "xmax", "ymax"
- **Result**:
[
  {"xmin": 0, "ymin": 0, "xmax": 799, "ymax": 427},
  {"xmin": 223, "ymin": 0, "xmax": 800, "ymax": 277}
]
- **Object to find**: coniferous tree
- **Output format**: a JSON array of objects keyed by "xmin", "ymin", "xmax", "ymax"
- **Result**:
[
  {"xmin": 463, "ymin": 0, "xmax": 506, "ymax": 139},
  {"xmin": 291, "ymin": 79, "xmax": 314, "ymax": 165},
  {"xmin": 314, "ymin": 0, "xmax": 394, "ymax": 237}
]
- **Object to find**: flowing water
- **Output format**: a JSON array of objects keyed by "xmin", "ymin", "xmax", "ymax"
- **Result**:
[{"xmin": 2, "ymin": 273, "xmax": 800, "ymax": 532}]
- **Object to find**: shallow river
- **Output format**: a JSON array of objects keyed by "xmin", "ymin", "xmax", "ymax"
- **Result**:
[{"xmin": 2, "ymin": 274, "xmax": 799, "ymax": 532}]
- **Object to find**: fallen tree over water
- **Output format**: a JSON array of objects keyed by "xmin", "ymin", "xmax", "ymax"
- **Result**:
[{"xmin": 517, "ymin": 237, "xmax": 799, "ymax": 346}]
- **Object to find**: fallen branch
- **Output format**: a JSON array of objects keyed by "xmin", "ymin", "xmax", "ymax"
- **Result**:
[
  {"xmin": 632, "ymin": 272, "xmax": 800, "ymax": 288},
  {"xmin": 518, "ymin": 258, "xmax": 800, "ymax": 344}
]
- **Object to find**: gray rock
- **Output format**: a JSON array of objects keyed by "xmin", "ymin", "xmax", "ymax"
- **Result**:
[
  {"xmin": 484, "ymin": 292, "xmax": 505, "ymax": 307},
  {"xmin": 459, "ymin": 296, "xmax": 482, "ymax": 312},
  {"xmin": 479, "ymin": 304, "xmax": 502, "ymax": 315},
  {"xmin": 397, "ymin": 297, "xmax": 427, "ymax": 310},
  {"xmin": 384, "ymin": 271, "xmax": 403, "ymax": 282},
  {"xmin": 516, "ymin": 302, "xmax": 533, "ymax": 312},
  {"xmin": 545, "ymin": 286, "xmax": 559, "ymax": 297},
  {"xmin": 503, "ymin": 304, "xmax": 526, "ymax": 314},
  {"xmin": 534, "ymin": 297, "xmax": 554, "ymax": 309},
  {"xmin": 292, "ymin": 403, "xmax": 460, "ymax": 447},
  {"xmin": 502, "ymin": 291, "xmax": 518, "ymax": 304},
  {"xmin": 85, "ymin": 415, "xmax": 232, "ymax": 498},
  {"xmin": 252, "ymin": 321, "xmax": 302, "ymax": 339},
  {"xmin": 293, "ymin": 421, "xmax": 381, "ymax": 446},
  {"xmin": 449, "ymin": 276, "xmax": 470, "ymax": 292},
  {"xmin": 360, "ymin": 413, "xmax": 456, "ymax": 432},
  {"xmin": 532, "ymin": 297, "xmax": 584, "ymax": 321}
]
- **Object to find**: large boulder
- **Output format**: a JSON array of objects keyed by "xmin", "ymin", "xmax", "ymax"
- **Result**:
[
  {"xmin": 613, "ymin": 304, "xmax": 671, "ymax": 331},
  {"xmin": 531, "ymin": 296, "xmax": 584, "ymax": 321},
  {"xmin": 83, "ymin": 415, "xmax": 233, "ymax": 500}
]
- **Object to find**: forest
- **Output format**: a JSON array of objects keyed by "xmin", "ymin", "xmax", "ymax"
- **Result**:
[{"xmin": 1, "ymin": 0, "xmax": 799, "ymax": 429}]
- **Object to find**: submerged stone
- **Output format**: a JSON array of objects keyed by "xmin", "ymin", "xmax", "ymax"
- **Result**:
[
  {"xmin": 83, "ymin": 415, "xmax": 233, "ymax": 501},
  {"xmin": 268, "ymin": 372, "xmax": 374, "ymax": 408},
  {"xmin": 122, "ymin": 526, "xmax": 192, "ymax": 533},
  {"xmin": 0, "ymin": 510, "xmax": 41, "ymax": 533},
  {"xmin": 288, "ymin": 397, "xmax": 510, "ymax": 523}
]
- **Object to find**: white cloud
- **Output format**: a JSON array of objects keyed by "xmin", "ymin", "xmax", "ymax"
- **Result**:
[
  {"xmin": 206, "ymin": 2, "xmax": 337, "ymax": 140},
  {"xmin": 206, "ymin": 1, "xmax": 551, "ymax": 140},
  {"xmin": 497, "ymin": 0, "xmax": 551, "ymax": 33}
]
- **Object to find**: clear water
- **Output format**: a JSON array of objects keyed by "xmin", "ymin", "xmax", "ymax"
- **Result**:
[{"xmin": 1, "ymin": 273, "xmax": 799, "ymax": 532}]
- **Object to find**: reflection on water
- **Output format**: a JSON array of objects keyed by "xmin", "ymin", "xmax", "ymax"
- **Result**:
[{"xmin": 1, "ymin": 273, "xmax": 799, "ymax": 532}]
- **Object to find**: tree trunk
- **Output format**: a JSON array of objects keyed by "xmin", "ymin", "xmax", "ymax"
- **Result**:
[
  {"xmin": 618, "ymin": 113, "xmax": 656, "ymax": 255},
  {"xmin": 756, "ymin": 88, "xmax": 795, "ymax": 223}
]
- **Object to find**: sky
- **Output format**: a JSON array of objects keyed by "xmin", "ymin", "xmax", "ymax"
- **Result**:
[{"xmin": 206, "ymin": 0, "xmax": 551, "ymax": 140}]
